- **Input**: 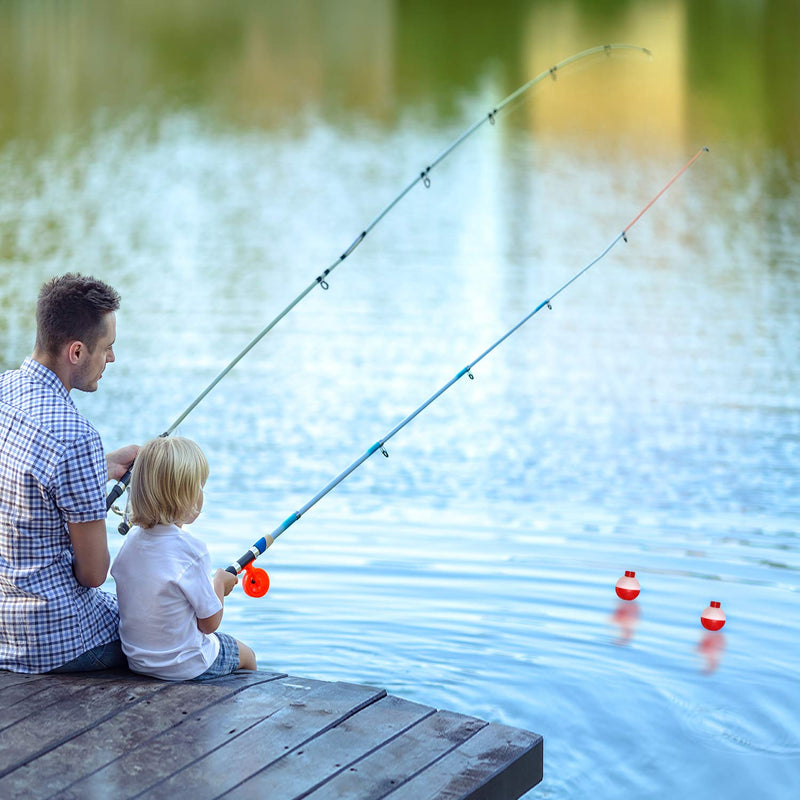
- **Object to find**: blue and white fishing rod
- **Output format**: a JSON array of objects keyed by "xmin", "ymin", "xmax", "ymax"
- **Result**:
[
  {"xmin": 227, "ymin": 146, "xmax": 710, "ymax": 597},
  {"xmin": 106, "ymin": 43, "xmax": 651, "ymax": 521}
]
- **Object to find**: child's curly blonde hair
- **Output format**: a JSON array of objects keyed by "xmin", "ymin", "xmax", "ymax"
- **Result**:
[{"xmin": 129, "ymin": 436, "xmax": 209, "ymax": 528}]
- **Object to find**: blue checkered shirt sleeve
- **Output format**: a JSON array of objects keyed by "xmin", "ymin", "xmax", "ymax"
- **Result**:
[{"xmin": 52, "ymin": 429, "xmax": 108, "ymax": 524}]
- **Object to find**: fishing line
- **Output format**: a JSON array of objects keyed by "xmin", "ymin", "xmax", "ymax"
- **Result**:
[
  {"xmin": 106, "ymin": 43, "xmax": 651, "ymax": 518},
  {"xmin": 225, "ymin": 147, "xmax": 709, "ymax": 597}
]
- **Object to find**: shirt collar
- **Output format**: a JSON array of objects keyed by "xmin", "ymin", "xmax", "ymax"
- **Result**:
[{"xmin": 21, "ymin": 356, "xmax": 76, "ymax": 408}]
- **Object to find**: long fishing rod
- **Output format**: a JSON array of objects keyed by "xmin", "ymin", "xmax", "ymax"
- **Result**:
[
  {"xmin": 106, "ymin": 43, "xmax": 651, "ymax": 516},
  {"xmin": 226, "ymin": 146, "xmax": 709, "ymax": 597}
]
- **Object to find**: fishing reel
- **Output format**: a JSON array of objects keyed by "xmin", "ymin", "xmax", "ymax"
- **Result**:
[
  {"xmin": 241, "ymin": 563, "xmax": 270, "ymax": 598},
  {"xmin": 109, "ymin": 489, "xmax": 133, "ymax": 535}
]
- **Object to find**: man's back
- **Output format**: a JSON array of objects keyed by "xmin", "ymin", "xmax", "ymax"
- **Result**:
[{"xmin": 0, "ymin": 358, "xmax": 118, "ymax": 673}]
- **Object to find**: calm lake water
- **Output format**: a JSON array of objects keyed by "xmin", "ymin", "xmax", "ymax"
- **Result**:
[{"xmin": 1, "ymin": 2, "xmax": 799, "ymax": 798}]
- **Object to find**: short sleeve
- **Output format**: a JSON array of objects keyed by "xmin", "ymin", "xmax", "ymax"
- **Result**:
[
  {"xmin": 51, "ymin": 430, "xmax": 107, "ymax": 523},
  {"xmin": 178, "ymin": 553, "xmax": 223, "ymax": 621}
]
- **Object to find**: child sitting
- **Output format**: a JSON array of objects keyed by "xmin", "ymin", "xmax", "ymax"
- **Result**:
[{"xmin": 111, "ymin": 436, "xmax": 256, "ymax": 680}]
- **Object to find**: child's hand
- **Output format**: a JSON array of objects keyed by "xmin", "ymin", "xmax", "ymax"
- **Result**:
[{"xmin": 213, "ymin": 568, "xmax": 238, "ymax": 597}]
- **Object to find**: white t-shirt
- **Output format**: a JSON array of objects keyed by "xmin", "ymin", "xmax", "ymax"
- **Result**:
[{"xmin": 111, "ymin": 523, "xmax": 222, "ymax": 680}]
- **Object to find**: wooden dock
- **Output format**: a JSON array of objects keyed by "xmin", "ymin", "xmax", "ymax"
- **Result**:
[{"xmin": 0, "ymin": 668, "xmax": 543, "ymax": 799}]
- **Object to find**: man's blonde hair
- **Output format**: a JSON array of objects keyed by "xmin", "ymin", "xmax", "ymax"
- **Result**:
[{"xmin": 129, "ymin": 436, "xmax": 209, "ymax": 528}]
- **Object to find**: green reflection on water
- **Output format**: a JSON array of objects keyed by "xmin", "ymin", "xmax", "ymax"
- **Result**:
[
  {"xmin": 1, "ymin": 0, "xmax": 798, "ymax": 154},
  {"xmin": 686, "ymin": 0, "xmax": 800, "ymax": 152}
]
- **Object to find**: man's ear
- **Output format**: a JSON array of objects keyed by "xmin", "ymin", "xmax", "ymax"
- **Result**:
[{"xmin": 67, "ymin": 341, "xmax": 84, "ymax": 365}]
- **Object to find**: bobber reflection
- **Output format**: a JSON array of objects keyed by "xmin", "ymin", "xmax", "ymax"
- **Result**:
[
  {"xmin": 611, "ymin": 600, "xmax": 640, "ymax": 645},
  {"xmin": 697, "ymin": 632, "xmax": 726, "ymax": 674}
]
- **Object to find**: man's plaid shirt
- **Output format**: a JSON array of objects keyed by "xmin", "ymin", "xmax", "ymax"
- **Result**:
[{"xmin": 0, "ymin": 357, "xmax": 118, "ymax": 673}]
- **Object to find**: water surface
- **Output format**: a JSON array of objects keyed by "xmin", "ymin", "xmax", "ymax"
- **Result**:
[{"xmin": 1, "ymin": 2, "xmax": 798, "ymax": 798}]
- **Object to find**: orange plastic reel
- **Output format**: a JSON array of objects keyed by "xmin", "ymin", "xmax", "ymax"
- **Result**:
[{"xmin": 242, "ymin": 563, "xmax": 270, "ymax": 598}]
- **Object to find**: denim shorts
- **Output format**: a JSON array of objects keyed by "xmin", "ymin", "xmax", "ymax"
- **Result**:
[
  {"xmin": 48, "ymin": 639, "xmax": 128, "ymax": 673},
  {"xmin": 191, "ymin": 632, "xmax": 240, "ymax": 681}
]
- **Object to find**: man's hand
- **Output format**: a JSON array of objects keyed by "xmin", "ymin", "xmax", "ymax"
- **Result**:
[{"xmin": 106, "ymin": 444, "xmax": 139, "ymax": 481}]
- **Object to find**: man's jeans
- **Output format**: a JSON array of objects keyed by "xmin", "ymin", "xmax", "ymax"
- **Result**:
[{"xmin": 47, "ymin": 639, "xmax": 127, "ymax": 673}]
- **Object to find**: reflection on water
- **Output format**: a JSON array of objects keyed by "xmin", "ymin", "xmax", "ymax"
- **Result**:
[
  {"xmin": 697, "ymin": 631, "xmax": 726, "ymax": 675},
  {"xmin": 1, "ymin": 0, "xmax": 799, "ymax": 152},
  {"xmin": 2, "ymin": 2, "xmax": 799, "ymax": 799},
  {"xmin": 611, "ymin": 599, "xmax": 640, "ymax": 645}
]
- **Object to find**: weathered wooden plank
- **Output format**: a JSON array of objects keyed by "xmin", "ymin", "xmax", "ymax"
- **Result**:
[
  {"xmin": 0, "ymin": 672, "xmax": 286, "ymax": 799},
  {"xmin": 1, "ymin": 683, "xmax": 85, "ymax": 732},
  {"xmin": 1, "ymin": 676, "xmax": 57, "ymax": 708},
  {"xmin": 301, "ymin": 710, "xmax": 488, "ymax": 800},
  {"xmin": 0, "ymin": 673, "xmax": 149, "ymax": 732},
  {"xmin": 0, "ymin": 669, "xmax": 544, "ymax": 800},
  {"xmin": 136, "ymin": 679, "xmax": 387, "ymax": 800},
  {"xmin": 0, "ymin": 677, "xmax": 165, "ymax": 777},
  {"xmin": 383, "ymin": 722, "xmax": 543, "ymax": 800},
  {"xmin": 231, "ymin": 693, "xmax": 437, "ymax": 798},
  {"xmin": 0, "ymin": 671, "xmax": 51, "ymax": 691},
  {"xmin": 0, "ymin": 668, "xmax": 159, "ymax": 712},
  {"xmin": 0, "ymin": 670, "xmax": 115, "ymax": 718},
  {"xmin": 56, "ymin": 676, "xmax": 380, "ymax": 800}
]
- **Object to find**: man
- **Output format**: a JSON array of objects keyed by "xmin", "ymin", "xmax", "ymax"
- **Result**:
[{"xmin": 0, "ymin": 273, "xmax": 138, "ymax": 673}]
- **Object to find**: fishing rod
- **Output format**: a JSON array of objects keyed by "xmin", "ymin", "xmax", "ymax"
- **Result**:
[
  {"xmin": 226, "ymin": 146, "xmax": 710, "ymax": 597},
  {"xmin": 106, "ymin": 43, "xmax": 651, "ymax": 518}
]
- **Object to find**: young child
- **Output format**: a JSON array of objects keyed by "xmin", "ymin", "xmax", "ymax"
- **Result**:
[{"xmin": 111, "ymin": 436, "xmax": 256, "ymax": 680}]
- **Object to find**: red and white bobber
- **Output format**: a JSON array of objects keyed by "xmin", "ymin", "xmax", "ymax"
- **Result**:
[
  {"xmin": 701, "ymin": 601, "xmax": 726, "ymax": 631},
  {"xmin": 615, "ymin": 570, "xmax": 641, "ymax": 601}
]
